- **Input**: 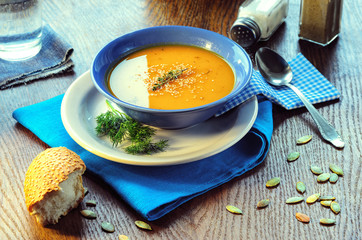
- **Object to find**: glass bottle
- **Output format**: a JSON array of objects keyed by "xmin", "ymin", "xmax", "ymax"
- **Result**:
[
  {"xmin": 299, "ymin": 0, "xmax": 343, "ymax": 46},
  {"xmin": 230, "ymin": 0, "xmax": 289, "ymax": 48}
]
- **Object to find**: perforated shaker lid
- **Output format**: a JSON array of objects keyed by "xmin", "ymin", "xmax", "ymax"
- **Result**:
[{"xmin": 230, "ymin": 18, "xmax": 261, "ymax": 48}]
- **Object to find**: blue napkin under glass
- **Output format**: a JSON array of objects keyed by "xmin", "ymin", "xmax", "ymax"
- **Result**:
[
  {"xmin": 0, "ymin": 24, "xmax": 73, "ymax": 90},
  {"xmin": 13, "ymin": 95, "xmax": 272, "ymax": 221}
]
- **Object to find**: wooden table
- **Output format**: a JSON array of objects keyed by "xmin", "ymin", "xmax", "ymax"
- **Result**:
[{"xmin": 1, "ymin": 0, "xmax": 361, "ymax": 239}]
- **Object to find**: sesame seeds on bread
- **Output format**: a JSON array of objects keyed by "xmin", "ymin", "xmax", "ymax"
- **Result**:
[{"xmin": 24, "ymin": 147, "xmax": 86, "ymax": 225}]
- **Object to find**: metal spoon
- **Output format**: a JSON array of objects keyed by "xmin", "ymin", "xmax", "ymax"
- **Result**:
[{"xmin": 255, "ymin": 47, "xmax": 344, "ymax": 148}]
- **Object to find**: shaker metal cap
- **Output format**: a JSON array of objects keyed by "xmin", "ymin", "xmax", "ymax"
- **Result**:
[{"xmin": 230, "ymin": 18, "xmax": 261, "ymax": 48}]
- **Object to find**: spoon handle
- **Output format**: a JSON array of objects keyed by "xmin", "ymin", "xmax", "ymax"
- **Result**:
[{"xmin": 286, "ymin": 83, "xmax": 345, "ymax": 148}]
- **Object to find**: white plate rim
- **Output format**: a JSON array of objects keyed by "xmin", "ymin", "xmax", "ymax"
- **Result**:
[{"xmin": 61, "ymin": 71, "xmax": 258, "ymax": 166}]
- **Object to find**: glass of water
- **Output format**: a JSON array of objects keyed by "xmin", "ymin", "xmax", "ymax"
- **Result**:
[{"xmin": 0, "ymin": 0, "xmax": 42, "ymax": 61}]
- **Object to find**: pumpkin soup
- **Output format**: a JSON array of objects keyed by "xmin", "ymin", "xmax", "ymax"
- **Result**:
[{"xmin": 108, "ymin": 45, "xmax": 235, "ymax": 110}]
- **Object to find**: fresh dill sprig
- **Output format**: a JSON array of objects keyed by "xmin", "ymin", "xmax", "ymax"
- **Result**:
[
  {"xmin": 152, "ymin": 68, "xmax": 187, "ymax": 91},
  {"xmin": 125, "ymin": 139, "xmax": 169, "ymax": 155},
  {"xmin": 95, "ymin": 100, "xmax": 168, "ymax": 154}
]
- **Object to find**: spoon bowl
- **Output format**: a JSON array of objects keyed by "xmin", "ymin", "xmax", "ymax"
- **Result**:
[
  {"xmin": 256, "ymin": 47, "xmax": 293, "ymax": 86},
  {"xmin": 255, "ymin": 47, "xmax": 344, "ymax": 148}
]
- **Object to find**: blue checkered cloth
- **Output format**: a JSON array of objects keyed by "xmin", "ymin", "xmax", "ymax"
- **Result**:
[{"xmin": 217, "ymin": 53, "xmax": 340, "ymax": 116}]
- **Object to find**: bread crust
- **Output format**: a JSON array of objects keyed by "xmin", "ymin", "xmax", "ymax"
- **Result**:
[{"xmin": 24, "ymin": 147, "xmax": 86, "ymax": 214}]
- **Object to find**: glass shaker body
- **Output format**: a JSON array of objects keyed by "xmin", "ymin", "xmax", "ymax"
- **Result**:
[
  {"xmin": 230, "ymin": 0, "xmax": 289, "ymax": 48},
  {"xmin": 299, "ymin": 0, "xmax": 343, "ymax": 46}
]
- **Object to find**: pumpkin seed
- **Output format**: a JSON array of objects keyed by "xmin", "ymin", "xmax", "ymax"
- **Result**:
[
  {"xmin": 226, "ymin": 205, "xmax": 243, "ymax": 214},
  {"xmin": 296, "ymin": 181, "xmax": 306, "ymax": 194},
  {"xmin": 319, "ymin": 195, "xmax": 336, "ymax": 201},
  {"xmin": 317, "ymin": 173, "xmax": 331, "ymax": 183},
  {"xmin": 295, "ymin": 212, "xmax": 310, "ymax": 223},
  {"xmin": 80, "ymin": 209, "xmax": 97, "ymax": 219},
  {"xmin": 257, "ymin": 199, "xmax": 270, "ymax": 208},
  {"xmin": 287, "ymin": 152, "xmax": 300, "ymax": 162},
  {"xmin": 329, "ymin": 163, "xmax": 344, "ymax": 176},
  {"xmin": 310, "ymin": 165, "xmax": 323, "ymax": 175},
  {"xmin": 135, "ymin": 220, "xmax": 152, "ymax": 230},
  {"xmin": 296, "ymin": 135, "xmax": 312, "ymax": 145},
  {"xmin": 306, "ymin": 193, "xmax": 320, "ymax": 204},
  {"xmin": 286, "ymin": 197, "xmax": 304, "ymax": 204},
  {"xmin": 266, "ymin": 177, "xmax": 280, "ymax": 188},
  {"xmin": 101, "ymin": 221, "xmax": 115, "ymax": 233},
  {"xmin": 84, "ymin": 187, "xmax": 89, "ymax": 196},
  {"xmin": 330, "ymin": 201, "xmax": 341, "ymax": 214},
  {"xmin": 320, "ymin": 200, "xmax": 332, "ymax": 207},
  {"xmin": 85, "ymin": 200, "xmax": 97, "ymax": 207},
  {"xmin": 320, "ymin": 218, "xmax": 336, "ymax": 225},
  {"xmin": 119, "ymin": 235, "xmax": 129, "ymax": 240},
  {"xmin": 329, "ymin": 173, "xmax": 339, "ymax": 183}
]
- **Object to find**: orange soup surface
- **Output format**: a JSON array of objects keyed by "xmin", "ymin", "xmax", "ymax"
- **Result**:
[{"xmin": 108, "ymin": 45, "xmax": 235, "ymax": 110}]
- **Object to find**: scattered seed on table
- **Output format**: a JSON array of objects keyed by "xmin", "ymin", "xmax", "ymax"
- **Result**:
[
  {"xmin": 319, "ymin": 196, "xmax": 336, "ymax": 201},
  {"xmin": 306, "ymin": 193, "xmax": 320, "ymax": 204},
  {"xmin": 317, "ymin": 173, "xmax": 331, "ymax": 183},
  {"xmin": 80, "ymin": 209, "xmax": 97, "ymax": 219},
  {"xmin": 329, "ymin": 173, "xmax": 339, "ymax": 183},
  {"xmin": 320, "ymin": 200, "xmax": 332, "ymax": 207},
  {"xmin": 286, "ymin": 197, "xmax": 304, "ymax": 204},
  {"xmin": 86, "ymin": 200, "xmax": 97, "ymax": 207},
  {"xmin": 331, "ymin": 201, "xmax": 341, "ymax": 214},
  {"xmin": 287, "ymin": 152, "xmax": 300, "ymax": 162},
  {"xmin": 295, "ymin": 212, "xmax": 310, "ymax": 223},
  {"xmin": 320, "ymin": 218, "xmax": 336, "ymax": 225},
  {"xmin": 329, "ymin": 163, "xmax": 344, "ymax": 176},
  {"xmin": 101, "ymin": 221, "xmax": 115, "ymax": 233},
  {"xmin": 84, "ymin": 187, "xmax": 89, "ymax": 196},
  {"xmin": 296, "ymin": 181, "xmax": 306, "ymax": 194},
  {"xmin": 310, "ymin": 165, "xmax": 323, "ymax": 175},
  {"xmin": 135, "ymin": 220, "xmax": 152, "ymax": 230},
  {"xmin": 296, "ymin": 135, "xmax": 312, "ymax": 145},
  {"xmin": 226, "ymin": 205, "xmax": 243, "ymax": 214},
  {"xmin": 257, "ymin": 199, "xmax": 270, "ymax": 208},
  {"xmin": 266, "ymin": 177, "xmax": 280, "ymax": 188},
  {"xmin": 119, "ymin": 235, "xmax": 130, "ymax": 240}
]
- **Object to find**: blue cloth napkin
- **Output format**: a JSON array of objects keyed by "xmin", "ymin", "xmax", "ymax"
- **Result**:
[
  {"xmin": 13, "ymin": 95, "xmax": 272, "ymax": 221},
  {"xmin": 0, "ymin": 24, "xmax": 74, "ymax": 90},
  {"xmin": 217, "ymin": 53, "xmax": 340, "ymax": 115}
]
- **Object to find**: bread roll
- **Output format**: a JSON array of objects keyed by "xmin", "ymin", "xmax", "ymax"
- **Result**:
[{"xmin": 24, "ymin": 147, "xmax": 86, "ymax": 225}]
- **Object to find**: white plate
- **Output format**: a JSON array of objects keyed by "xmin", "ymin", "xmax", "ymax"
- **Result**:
[{"xmin": 61, "ymin": 71, "xmax": 258, "ymax": 166}]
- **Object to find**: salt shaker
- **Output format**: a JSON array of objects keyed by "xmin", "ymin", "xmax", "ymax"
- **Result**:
[
  {"xmin": 299, "ymin": 0, "xmax": 343, "ymax": 46},
  {"xmin": 230, "ymin": 0, "xmax": 289, "ymax": 48}
]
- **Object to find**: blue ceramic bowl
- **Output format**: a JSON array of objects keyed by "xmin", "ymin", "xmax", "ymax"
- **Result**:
[{"xmin": 91, "ymin": 26, "xmax": 252, "ymax": 129}]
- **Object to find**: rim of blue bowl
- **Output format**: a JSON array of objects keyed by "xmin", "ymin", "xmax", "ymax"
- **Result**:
[{"xmin": 91, "ymin": 25, "xmax": 252, "ymax": 113}]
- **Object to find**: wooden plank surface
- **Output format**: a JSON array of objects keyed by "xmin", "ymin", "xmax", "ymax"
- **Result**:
[{"xmin": 0, "ymin": 0, "xmax": 361, "ymax": 239}]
